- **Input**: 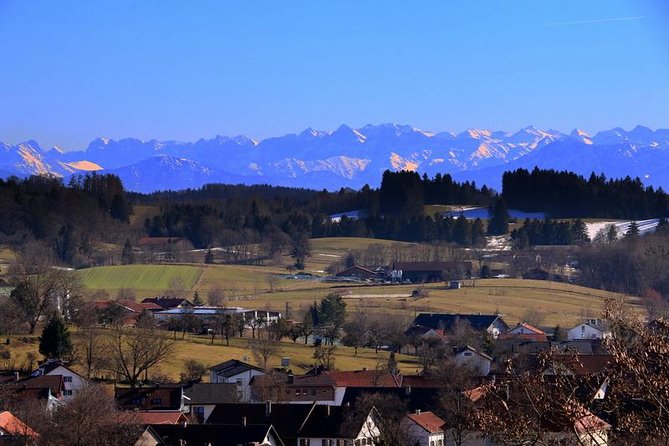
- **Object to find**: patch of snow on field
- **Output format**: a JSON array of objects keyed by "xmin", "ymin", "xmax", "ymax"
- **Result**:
[
  {"xmin": 486, "ymin": 234, "xmax": 512, "ymax": 251},
  {"xmin": 586, "ymin": 218, "xmax": 661, "ymax": 240}
]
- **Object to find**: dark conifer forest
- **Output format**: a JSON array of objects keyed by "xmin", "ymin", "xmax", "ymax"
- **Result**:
[{"xmin": 2, "ymin": 168, "xmax": 668, "ymax": 267}]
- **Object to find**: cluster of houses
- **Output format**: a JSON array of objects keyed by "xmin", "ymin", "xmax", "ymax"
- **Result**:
[{"xmin": 0, "ymin": 306, "xmax": 618, "ymax": 445}]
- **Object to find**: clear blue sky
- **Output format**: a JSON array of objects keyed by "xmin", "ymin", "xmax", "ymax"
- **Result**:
[{"xmin": 0, "ymin": 0, "xmax": 667, "ymax": 149}]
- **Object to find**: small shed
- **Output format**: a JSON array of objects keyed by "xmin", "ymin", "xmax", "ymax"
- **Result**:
[{"xmin": 448, "ymin": 281, "xmax": 461, "ymax": 290}]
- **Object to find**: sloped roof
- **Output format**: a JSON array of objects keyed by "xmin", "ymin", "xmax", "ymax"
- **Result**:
[
  {"xmin": 0, "ymin": 411, "xmax": 38, "ymax": 438},
  {"xmin": 335, "ymin": 266, "xmax": 377, "ymax": 277},
  {"xmin": 325, "ymin": 370, "xmax": 402, "ymax": 388},
  {"xmin": 406, "ymin": 411, "xmax": 446, "ymax": 434},
  {"xmin": 149, "ymin": 423, "xmax": 282, "ymax": 446},
  {"xmin": 512, "ymin": 322, "xmax": 546, "ymax": 335},
  {"xmin": 131, "ymin": 411, "xmax": 188, "ymax": 425},
  {"xmin": 207, "ymin": 403, "xmax": 314, "ymax": 443},
  {"xmin": 297, "ymin": 404, "xmax": 365, "ymax": 439},
  {"xmin": 141, "ymin": 297, "xmax": 192, "ymax": 309},
  {"xmin": 115, "ymin": 385, "xmax": 183, "ymax": 410},
  {"xmin": 36, "ymin": 361, "xmax": 85, "ymax": 379},
  {"xmin": 413, "ymin": 313, "xmax": 507, "ymax": 332},
  {"xmin": 394, "ymin": 261, "xmax": 472, "ymax": 272},
  {"xmin": 454, "ymin": 345, "xmax": 493, "ymax": 361},
  {"xmin": 184, "ymin": 383, "xmax": 238, "ymax": 405},
  {"xmin": 209, "ymin": 359, "xmax": 264, "ymax": 377}
]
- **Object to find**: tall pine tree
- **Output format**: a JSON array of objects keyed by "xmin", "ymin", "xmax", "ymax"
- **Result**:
[{"xmin": 39, "ymin": 316, "xmax": 73, "ymax": 360}]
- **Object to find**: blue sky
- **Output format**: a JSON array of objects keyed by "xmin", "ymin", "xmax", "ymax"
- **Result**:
[{"xmin": 0, "ymin": 0, "xmax": 667, "ymax": 149}]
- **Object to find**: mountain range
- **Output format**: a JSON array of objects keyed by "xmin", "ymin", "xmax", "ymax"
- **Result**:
[{"xmin": 2, "ymin": 124, "xmax": 669, "ymax": 193}]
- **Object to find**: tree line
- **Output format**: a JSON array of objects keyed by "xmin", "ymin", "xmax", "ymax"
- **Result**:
[{"xmin": 503, "ymin": 167, "xmax": 669, "ymax": 218}]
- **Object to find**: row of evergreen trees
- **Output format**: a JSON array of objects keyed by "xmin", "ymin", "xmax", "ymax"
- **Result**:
[{"xmin": 503, "ymin": 168, "xmax": 669, "ymax": 219}]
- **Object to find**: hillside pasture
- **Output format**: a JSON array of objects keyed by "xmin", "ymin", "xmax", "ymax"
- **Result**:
[{"xmin": 76, "ymin": 264, "xmax": 202, "ymax": 298}]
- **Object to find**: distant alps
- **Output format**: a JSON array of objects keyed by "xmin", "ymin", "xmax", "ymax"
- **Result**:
[{"xmin": 2, "ymin": 124, "xmax": 669, "ymax": 193}]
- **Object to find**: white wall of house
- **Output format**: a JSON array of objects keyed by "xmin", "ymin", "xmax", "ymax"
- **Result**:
[
  {"xmin": 404, "ymin": 421, "xmax": 444, "ymax": 446},
  {"xmin": 44, "ymin": 365, "xmax": 87, "ymax": 401},
  {"xmin": 567, "ymin": 324, "xmax": 610, "ymax": 341},
  {"xmin": 297, "ymin": 413, "xmax": 380, "ymax": 446},
  {"xmin": 209, "ymin": 369, "xmax": 265, "ymax": 402},
  {"xmin": 453, "ymin": 349, "xmax": 491, "ymax": 376}
]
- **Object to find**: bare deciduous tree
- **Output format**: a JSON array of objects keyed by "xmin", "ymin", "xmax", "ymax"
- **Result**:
[{"xmin": 102, "ymin": 325, "xmax": 175, "ymax": 387}]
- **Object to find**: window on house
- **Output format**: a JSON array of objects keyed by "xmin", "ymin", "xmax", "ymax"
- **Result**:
[
  {"xmin": 152, "ymin": 398, "xmax": 162, "ymax": 404},
  {"xmin": 63, "ymin": 390, "xmax": 73, "ymax": 396},
  {"xmin": 236, "ymin": 378, "xmax": 243, "ymax": 385},
  {"xmin": 131, "ymin": 398, "xmax": 142, "ymax": 405},
  {"xmin": 63, "ymin": 376, "xmax": 73, "ymax": 383},
  {"xmin": 438, "ymin": 440, "xmax": 443, "ymax": 446},
  {"xmin": 311, "ymin": 388, "xmax": 317, "ymax": 396},
  {"xmin": 299, "ymin": 440, "xmax": 310, "ymax": 446},
  {"xmin": 296, "ymin": 389, "xmax": 301, "ymax": 396},
  {"xmin": 463, "ymin": 352, "xmax": 472, "ymax": 357}
]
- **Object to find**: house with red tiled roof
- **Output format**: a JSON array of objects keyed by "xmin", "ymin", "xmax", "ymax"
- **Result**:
[
  {"xmin": 499, "ymin": 322, "xmax": 548, "ymax": 342},
  {"xmin": 0, "ymin": 410, "xmax": 39, "ymax": 441},
  {"xmin": 403, "ymin": 410, "xmax": 446, "ymax": 446}
]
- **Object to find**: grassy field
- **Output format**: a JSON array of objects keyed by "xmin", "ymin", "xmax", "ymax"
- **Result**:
[
  {"xmin": 71, "ymin": 237, "xmax": 642, "ymax": 326},
  {"xmin": 2, "ymin": 332, "xmax": 420, "ymax": 381},
  {"xmin": 76, "ymin": 264, "xmax": 203, "ymax": 298},
  {"xmin": 233, "ymin": 279, "xmax": 640, "ymax": 327}
]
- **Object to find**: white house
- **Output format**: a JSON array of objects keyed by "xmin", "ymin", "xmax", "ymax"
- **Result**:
[
  {"xmin": 208, "ymin": 359, "xmax": 266, "ymax": 402},
  {"xmin": 567, "ymin": 320, "xmax": 612, "ymax": 341},
  {"xmin": 32, "ymin": 361, "xmax": 87, "ymax": 401},
  {"xmin": 452, "ymin": 346, "xmax": 492, "ymax": 376},
  {"xmin": 403, "ymin": 410, "xmax": 446, "ymax": 446}
]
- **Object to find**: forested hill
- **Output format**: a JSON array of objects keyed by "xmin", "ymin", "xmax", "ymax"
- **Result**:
[
  {"xmin": 503, "ymin": 168, "xmax": 669, "ymax": 219},
  {"xmin": 0, "ymin": 174, "xmax": 131, "ymax": 265},
  {"xmin": 2, "ymin": 169, "xmax": 668, "ymax": 268}
]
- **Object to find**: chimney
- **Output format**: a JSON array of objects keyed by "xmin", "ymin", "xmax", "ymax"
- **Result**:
[
  {"xmin": 265, "ymin": 401, "xmax": 272, "ymax": 416},
  {"xmin": 362, "ymin": 367, "xmax": 367, "ymax": 371},
  {"xmin": 242, "ymin": 416, "xmax": 247, "ymax": 427},
  {"xmin": 415, "ymin": 409, "xmax": 421, "ymax": 415}
]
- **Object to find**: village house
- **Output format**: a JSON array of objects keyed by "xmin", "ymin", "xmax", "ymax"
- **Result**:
[
  {"xmin": 568, "ymin": 320, "xmax": 612, "ymax": 341},
  {"xmin": 409, "ymin": 313, "xmax": 509, "ymax": 339},
  {"xmin": 392, "ymin": 261, "xmax": 473, "ymax": 283},
  {"xmin": 206, "ymin": 402, "xmax": 315, "ymax": 445},
  {"xmin": 183, "ymin": 383, "xmax": 238, "ymax": 423},
  {"xmin": 115, "ymin": 384, "xmax": 186, "ymax": 412},
  {"xmin": 136, "ymin": 423, "xmax": 285, "ymax": 446},
  {"xmin": 498, "ymin": 322, "xmax": 548, "ymax": 342},
  {"xmin": 295, "ymin": 404, "xmax": 380, "ymax": 446},
  {"xmin": 140, "ymin": 297, "xmax": 193, "ymax": 310},
  {"xmin": 403, "ymin": 410, "xmax": 446, "ymax": 446},
  {"xmin": 31, "ymin": 360, "xmax": 87, "ymax": 401},
  {"xmin": 4, "ymin": 375, "xmax": 65, "ymax": 410},
  {"xmin": 452, "ymin": 346, "xmax": 493, "ymax": 377},
  {"xmin": 0, "ymin": 410, "xmax": 39, "ymax": 442},
  {"xmin": 208, "ymin": 359, "xmax": 266, "ymax": 402}
]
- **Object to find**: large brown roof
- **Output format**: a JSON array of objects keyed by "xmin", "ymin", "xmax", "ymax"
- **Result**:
[
  {"xmin": 406, "ymin": 411, "xmax": 446, "ymax": 433},
  {"xmin": 325, "ymin": 370, "xmax": 401, "ymax": 388},
  {"xmin": 0, "ymin": 411, "xmax": 39, "ymax": 438}
]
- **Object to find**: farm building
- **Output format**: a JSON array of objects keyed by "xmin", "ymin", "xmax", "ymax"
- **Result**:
[{"xmin": 392, "ymin": 261, "xmax": 473, "ymax": 283}]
